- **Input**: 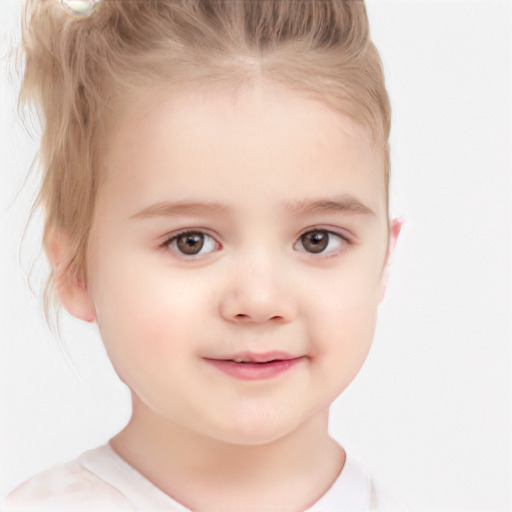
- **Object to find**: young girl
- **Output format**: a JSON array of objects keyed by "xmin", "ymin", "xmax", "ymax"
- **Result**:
[{"xmin": 2, "ymin": 0, "xmax": 405, "ymax": 510}]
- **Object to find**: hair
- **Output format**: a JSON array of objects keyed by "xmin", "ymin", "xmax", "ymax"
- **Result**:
[{"xmin": 18, "ymin": 0, "xmax": 391, "ymax": 314}]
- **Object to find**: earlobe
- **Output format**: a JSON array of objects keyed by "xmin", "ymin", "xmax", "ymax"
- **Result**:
[
  {"xmin": 45, "ymin": 228, "xmax": 96, "ymax": 323},
  {"xmin": 379, "ymin": 217, "xmax": 404, "ymax": 303}
]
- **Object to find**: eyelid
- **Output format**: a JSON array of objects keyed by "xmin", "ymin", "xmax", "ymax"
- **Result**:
[
  {"xmin": 294, "ymin": 227, "xmax": 353, "ymax": 256},
  {"xmin": 296, "ymin": 225, "xmax": 353, "ymax": 242},
  {"xmin": 161, "ymin": 228, "xmax": 222, "ymax": 259}
]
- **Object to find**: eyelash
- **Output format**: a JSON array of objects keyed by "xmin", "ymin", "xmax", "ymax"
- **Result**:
[
  {"xmin": 162, "ymin": 228, "xmax": 352, "ymax": 260},
  {"xmin": 163, "ymin": 230, "xmax": 220, "ymax": 260}
]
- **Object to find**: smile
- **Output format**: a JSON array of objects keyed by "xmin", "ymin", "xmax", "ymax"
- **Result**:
[{"xmin": 204, "ymin": 352, "xmax": 305, "ymax": 381}]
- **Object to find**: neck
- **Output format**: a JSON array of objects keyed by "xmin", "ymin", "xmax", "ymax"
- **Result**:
[{"xmin": 110, "ymin": 395, "xmax": 345, "ymax": 512}]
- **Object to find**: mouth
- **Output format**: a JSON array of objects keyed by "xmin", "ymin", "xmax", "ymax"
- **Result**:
[
  {"xmin": 210, "ymin": 351, "xmax": 300, "ymax": 364},
  {"xmin": 203, "ymin": 352, "xmax": 305, "ymax": 381}
]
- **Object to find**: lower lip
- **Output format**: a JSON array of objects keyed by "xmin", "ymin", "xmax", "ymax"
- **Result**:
[{"xmin": 204, "ymin": 357, "xmax": 304, "ymax": 381}]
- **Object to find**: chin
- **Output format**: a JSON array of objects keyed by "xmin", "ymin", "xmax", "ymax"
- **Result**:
[
  {"xmin": 211, "ymin": 429, "xmax": 293, "ymax": 448},
  {"xmin": 203, "ymin": 411, "xmax": 307, "ymax": 447}
]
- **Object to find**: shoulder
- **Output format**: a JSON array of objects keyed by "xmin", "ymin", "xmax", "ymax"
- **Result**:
[
  {"xmin": 308, "ymin": 452, "xmax": 410, "ymax": 512},
  {"xmin": 1, "ymin": 451, "xmax": 137, "ymax": 512},
  {"xmin": 341, "ymin": 454, "xmax": 411, "ymax": 512},
  {"xmin": 370, "ymin": 481, "xmax": 411, "ymax": 512}
]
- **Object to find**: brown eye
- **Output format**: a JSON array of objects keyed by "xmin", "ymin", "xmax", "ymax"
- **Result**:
[
  {"xmin": 167, "ymin": 231, "xmax": 217, "ymax": 257},
  {"xmin": 176, "ymin": 232, "xmax": 204, "ymax": 255},
  {"xmin": 300, "ymin": 230, "xmax": 329, "ymax": 253},
  {"xmin": 295, "ymin": 230, "xmax": 345, "ymax": 255}
]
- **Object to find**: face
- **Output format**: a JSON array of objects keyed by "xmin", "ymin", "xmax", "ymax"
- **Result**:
[{"xmin": 75, "ymin": 83, "xmax": 397, "ymax": 445}]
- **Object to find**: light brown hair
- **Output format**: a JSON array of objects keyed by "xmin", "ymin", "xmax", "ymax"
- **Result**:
[{"xmin": 18, "ymin": 0, "xmax": 391, "ymax": 313}]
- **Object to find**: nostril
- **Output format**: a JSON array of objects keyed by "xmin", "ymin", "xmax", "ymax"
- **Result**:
[
  {"xmin": 220, "ymin": 296, "xmax": 296, "ymax": 324},
  {"xmin": 233, "ymin": 313, "xmax": 284, "ymax": 323}
]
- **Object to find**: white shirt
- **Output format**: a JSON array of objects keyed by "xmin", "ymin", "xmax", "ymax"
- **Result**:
[{"xmin": 1, "ymin": 444, "xmax": 408, "ymax": 511}]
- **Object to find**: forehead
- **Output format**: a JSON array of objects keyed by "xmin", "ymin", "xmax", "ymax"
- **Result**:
[{"xmin": 101, "ymin": 83, "xmax": 386, "ymax": 217}]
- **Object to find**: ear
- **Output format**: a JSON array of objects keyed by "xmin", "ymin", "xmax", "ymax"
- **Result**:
[
  {"xmin": 45, "ymin": 228, "xmax": 96, "ymax": 323},
  {"xmin": 379, "ymin": 217, "xmax": 404, "ymax": 303}
]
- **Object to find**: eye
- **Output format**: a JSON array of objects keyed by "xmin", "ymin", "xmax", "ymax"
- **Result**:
[
  {"xmin": 294, "ymin": 229, "xmax": 347, "ymax": 255},
  {"xmin": 164, "ymin": 230, "xmax": 219, "ymax": 257}
]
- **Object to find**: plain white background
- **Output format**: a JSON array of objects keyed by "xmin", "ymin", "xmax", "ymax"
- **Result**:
[{"xmin": 1, "ymin": 1, "xmax": 511, "ymax": 510}]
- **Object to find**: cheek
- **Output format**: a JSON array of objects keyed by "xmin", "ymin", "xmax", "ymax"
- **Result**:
[
  {"xmin": 89, "ymin": 254, "xmax": 203, "ymax": 369},
  {"xmin": 306, "ymin": 259, "xmax": 382, "ymax": 375},
  {"xmin": 312, "ymin": 284, "xmax": 379, "ymax": 353}
]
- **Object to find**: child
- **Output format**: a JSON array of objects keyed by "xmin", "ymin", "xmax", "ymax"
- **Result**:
[{"xmin": 2, "ymin": 0, "xmax": 405, "ymax": 510}]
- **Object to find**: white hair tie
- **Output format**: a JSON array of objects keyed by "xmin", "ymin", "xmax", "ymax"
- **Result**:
[{"xmin": 59, "ymin": 0, "xmax": 100, "ymax": 18}]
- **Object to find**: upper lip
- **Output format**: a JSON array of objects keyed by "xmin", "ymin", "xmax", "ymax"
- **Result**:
[{"xmin": 207, "ymin": 351, "xmax": 301, "ymax": 363}]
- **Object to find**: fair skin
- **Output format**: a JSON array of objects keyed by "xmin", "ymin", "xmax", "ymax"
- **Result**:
[{"xmin": 48, "ymin": 82, "xmax": 401, "ymax": 511}]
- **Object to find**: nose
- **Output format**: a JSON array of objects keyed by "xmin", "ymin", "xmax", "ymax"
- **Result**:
[{"xmin": 218, "ymin": 253, "xmax": 297, "ymax": 324}]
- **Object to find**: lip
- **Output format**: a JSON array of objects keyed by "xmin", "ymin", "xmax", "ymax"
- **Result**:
[
  {"xmin": 216, "ymin": 351, "xmax": 299, "ymax": 364},
  {"xmin": 204, "ymin": 352, "xmax": 305, "ymax": 381}
]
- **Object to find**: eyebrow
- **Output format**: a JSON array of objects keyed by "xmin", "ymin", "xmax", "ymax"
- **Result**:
[
  {"xmin": 131, "ymin": 194, "xmax": 375, "ymax": 219},
  {"xmin": 131, "ymin": 200, "xmax": 230, "ymax": 219},
  {"xmin": 283, "ymin": 195, "xmax": 375, "ymax": 216}
]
